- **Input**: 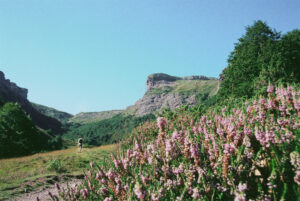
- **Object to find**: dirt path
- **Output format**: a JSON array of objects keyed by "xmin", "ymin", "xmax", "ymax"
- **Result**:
[{"xmin": 14, "ymin": 179, "xmax": 82, "ymax": 201}]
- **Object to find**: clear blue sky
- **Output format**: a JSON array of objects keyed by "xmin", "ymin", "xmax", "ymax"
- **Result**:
[{"xmin": 0, "ymin": 0, "xmax": 299, "ymax": 114}]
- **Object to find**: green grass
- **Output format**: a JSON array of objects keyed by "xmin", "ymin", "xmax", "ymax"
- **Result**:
[{"xmin": 0, "ymin": 144, "xmax": 117, "ymax": 200}]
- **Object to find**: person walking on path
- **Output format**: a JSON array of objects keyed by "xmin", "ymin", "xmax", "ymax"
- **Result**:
[{"xmin": 78, "ymin": 137, "xmax": 83, "ymax": 153}]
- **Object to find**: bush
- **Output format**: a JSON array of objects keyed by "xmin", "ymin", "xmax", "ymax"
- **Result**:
[
  {"xmin": 46, "ymin": 159, "xmax": 65, "ymax": 173},
  {"xmin": 55, "ymin": 85, "xmax": 300, "ymax": 200}
]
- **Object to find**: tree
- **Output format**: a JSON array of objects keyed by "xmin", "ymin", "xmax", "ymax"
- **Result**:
[{"xmin": 218, "ymin": 20, "xmax": 280, "ymax": 100}]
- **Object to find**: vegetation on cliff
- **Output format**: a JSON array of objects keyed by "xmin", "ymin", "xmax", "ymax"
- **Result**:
[{"xmin": 0, "ymin": 102, "xmax": 62, "ymax": 158}]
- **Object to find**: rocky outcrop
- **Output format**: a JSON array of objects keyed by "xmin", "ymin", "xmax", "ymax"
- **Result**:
[
  {"xmin": 0, "ymin": 71, "xmax": 63, "ymax": 133},
  {"xmin": 126, "ymin": 73, "xmax": 218, "ymax": 116},
  {"xmin": 146, "ymin": 73, "xmax": 216, "ymax": 92}
]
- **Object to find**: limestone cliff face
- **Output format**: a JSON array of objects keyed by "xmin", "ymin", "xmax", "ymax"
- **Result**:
[
  {"xmin": 0, "ymin": 71, "xmax": 28, "ymax": 101},
  {"xmin": 126, "ymin": 73, "xmax": 218, "ymax": 116},
  {"xmin": 0, "ymin": 71, "xmax": 63, "ymax": 133}
]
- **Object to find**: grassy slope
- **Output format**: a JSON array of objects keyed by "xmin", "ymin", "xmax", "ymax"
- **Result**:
[
  {"xmin": 0, "ymin": 144, "xmax": 117, "ymax": 200},
  {"xmin": 31, "ymin": 102, "xmax": 73, "ymax": 123},
  {"xmin": 69, "ymin": 110, "xmax": 123, "ymax": 124}
]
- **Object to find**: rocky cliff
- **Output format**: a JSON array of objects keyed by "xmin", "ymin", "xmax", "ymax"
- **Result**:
[
  {"xmin": 126, "ymin": 73, "xmax": 218, "ymax": 116},
  {"xmin": 0, "ymin": 71, "xmax": 63, "ymax": 133}
]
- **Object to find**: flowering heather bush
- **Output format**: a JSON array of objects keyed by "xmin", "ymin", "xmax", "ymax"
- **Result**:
[{"xmin": 53, "ymin": 85, "xmax": 299, "ymax": 200}]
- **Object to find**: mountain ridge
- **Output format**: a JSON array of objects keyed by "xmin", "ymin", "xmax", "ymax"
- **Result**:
[
  {"xmin": 0, "ymin": 71, "xmax": 63, "ymax": 133},
  {"xmin": 126, "ymin": 73, "xmax": 219, "ymax": 116}
]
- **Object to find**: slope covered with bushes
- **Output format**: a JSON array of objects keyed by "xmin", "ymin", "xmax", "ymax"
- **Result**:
[
  {"xmin": 0, "ymin": 102, "xmax": 62, "ymax": 158},
  {"xmin": 54, "ymin": 85, "xmax": 300, "ymax": 200},
  {"xmin": 63, "ymin": 114, "xmax": 155, "ymax": 146}
]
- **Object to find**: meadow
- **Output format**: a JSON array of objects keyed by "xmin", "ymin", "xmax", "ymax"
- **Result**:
[
  {"xmin": 0, "ymin": 144, "xmax": 117, "ymax": 200},
  {"xmin": 56, "ymin": 85, "xmax": 300, "ymax": 200}
]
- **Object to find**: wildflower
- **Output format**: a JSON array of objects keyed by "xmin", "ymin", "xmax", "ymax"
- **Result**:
[
  {"xmin": 290, "ymin": 151, "xmax": 300, "ymax": 168},
  {"xmin": 134, "ymin": 182, "xmax": 145, "ymax": 199},
  {"xmin": 294, "ymin": 171, "xmax": 300, "ymax": 185},
  {"xmin": 234, "ymin": 183, "xmax": 247, "ymax": 201},
  {"xmin": 157, "ymin": 117, "xmax": 167, "ymax": 131},
  {"xmin": 100, "ymin": 187, "xmax": 109, "ymax": 197},
  {"xmin": 80, "ymin": 188, "xmax": 89, "ymax": 199},
  {"xmin": 104, "ymin": 197, "xmax": 112, "ymax": 201},
  {"xmin": 224, "ymin": 143, "xmax": 236, "ymax": 155},
  {"xmin": 165, "ymin": 139, "xmax": 173, "ymax": 159},
  {"xmin": 267, "ymin": 84, "xmax": 274, "ymax": 93},
  {"xmin": 192, "ymin": 188, "xmax": 200, "ymax": 199},
  {"xmin": 238, "ymin": 183, "xmax": 247, "ymax": 192}
]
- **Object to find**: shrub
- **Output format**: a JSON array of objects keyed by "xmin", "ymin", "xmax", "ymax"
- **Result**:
[
  {"xmin": 47, "ymin": 159, "xmax": 65, "ymax": 173},
  {"xmin": 54, "ymin": 85, "xmax": 300, "ymax": 200}
]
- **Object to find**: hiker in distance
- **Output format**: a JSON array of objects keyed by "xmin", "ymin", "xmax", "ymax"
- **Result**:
[{"xmin": 78, "ymin": 137, "xmax": 83, "ymax": 153}]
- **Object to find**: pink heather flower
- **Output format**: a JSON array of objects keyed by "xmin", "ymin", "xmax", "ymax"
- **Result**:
[
  {"xmin": 113, "ymin": 158, "xmax": 121, "ymax": 169},
  {"xmin": 121, "ymin": 158, "xmax": 129, "ymax": 170},
  {"xmin": 100, "ymin": 178, "xmax": 108, "ymax": 185},
  {"xmin": 267, "ymin": 84, "xmax": 274, "ymax": 93},
  {"xmin": 267, "ymin": 99, "xmax": 275, "ymax": 109},
  {"xmin": 157, "ymin": 117, "xmax": 167, "ymax": 130},
  {"xmin": 290, "ymin": 151, "xmax": 300, "ymax": 168},
  {"xmin": 147, "ymin": 156, "xmax": 153, "ymax": 165},
  {"xmin": 95, "ymin": 173, "xmax": 100, "ymax": 180},
  {"xmin": 192, "ymin": 188, "xmax": 200, "ymax": 199},
  {"xmin": 80, "ymin": 188, "xmax": 89, "ymax": 199},
  {"xmin": 106, "ymin": 169, "xmax": 116, "ymax": 180},
  {"xmin": 238, "ymin": 183, "xmax": 247, "ymax": 192},
  {"xmin": 246, "ymin": 106, "xmax": 252, "ymax": 114},
  {"xmin": 97, "ymin": 167, "xmax": 106, "ymax": 177},
  {"xmin": 165, "ymin": 139, "xmax": 173, "ymax": 159},
  {"xmin": 234, "ymin": 194, "xmax": 246, "ymax": 201},
  {"xmin": 104, "ymin": 197, "xmax": 112, "ymax": 201},
  {"xmin": 294, "ymin": 171, "xmax": 300, "ymax": 185},
  {"xmin": 224, "ymin": 143, "xmax": 236, "ymax": 155},
  {"xmin": 134, "ymin": 183, "xmax": 145, "ymax": 199},
  {"xmin": 134, "ymin": 141, "xmax": 142, "ymax": 151},
  {"xmin": 190, "ymin": 144, "xmax": 199, "ymax": 159},
  {"xmin": 164, "ymin": 179, "xmax": 174, "ymax": 190}
]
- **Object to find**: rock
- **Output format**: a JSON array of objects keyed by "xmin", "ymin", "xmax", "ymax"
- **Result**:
[
  {"xmin": 0, "ymin": 71, "xmax": 63, "ymax": 133},
  {"xmin": 126, "ymin": 73, "xmax": 218, "ymax": 116}
]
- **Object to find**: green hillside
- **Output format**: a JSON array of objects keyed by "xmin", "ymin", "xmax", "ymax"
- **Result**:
[
  {"xmin": 63, "ymin": 113, "xmax": 155, "ymax": 146},
  {"xmin": 69, "ymin": 110, "xmax": 123, "ymax": 124},
  {"xmin": 31, "ymin": 102, "xmax": 73, "ymax": 123},
  {"xmin": 0, "ymin": 101, "xmax": 62, "ymax": 159}
]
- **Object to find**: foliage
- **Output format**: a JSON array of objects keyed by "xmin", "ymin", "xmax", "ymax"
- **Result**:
[
  {"xmin": 47, "ymin": 159, "xmax": 65, "ymax": 173},
  {"xmin": 31, "ymin": 102, "xmax": 73, "ymax": 124},
  {"xmin": 0, "ymin": 102, "xmax": 63, "ymax": 158},
  {"xmin": 69, "ymin": 110, "xmax": 123, "ymax": 124},
  {"xmin": 63, "ymin": 114, "xmax": 155, "ymax": 146},
  {"xmin": 218, "ymin": 20, "xmax": 300, "ymax": 101},
  {"xmin": 55, "ymin": 85, "xmax": 300, "ymax": 200}
]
